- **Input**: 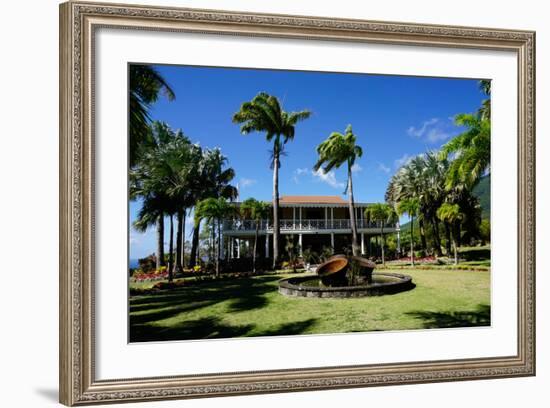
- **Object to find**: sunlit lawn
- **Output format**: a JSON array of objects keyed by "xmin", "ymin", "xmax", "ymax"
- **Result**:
[{"xmin": 129, "ymin": 267, "xmax": 490, "ymax": 342}]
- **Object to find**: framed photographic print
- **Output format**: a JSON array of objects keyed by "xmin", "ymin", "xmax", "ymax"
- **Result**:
[{"xmin": 59, "ymin": 1, "xmax": 536, "ymax": 405}]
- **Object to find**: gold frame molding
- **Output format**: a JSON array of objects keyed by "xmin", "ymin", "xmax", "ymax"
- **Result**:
[{"xmin": 59, "ymin": 1, "xmax": 536, "ymax": 405}]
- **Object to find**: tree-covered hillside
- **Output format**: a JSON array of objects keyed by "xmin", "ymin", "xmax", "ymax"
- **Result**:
[{"xmin": 472, "ymin": 174, "xmax": 490, "ymax": 219}]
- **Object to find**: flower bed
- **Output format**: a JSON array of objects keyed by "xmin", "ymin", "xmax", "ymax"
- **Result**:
[
  {"xmin": 131, "ymin": 268, "xmax": 169, "ymax": 282},
  {"xmin": 389, "ymin": 256, "xmax": 441, "ymax": 265}
]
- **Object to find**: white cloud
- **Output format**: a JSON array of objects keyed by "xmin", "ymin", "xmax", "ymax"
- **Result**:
[
  {"xmin": 407, "ymin": 117, "xmax": 456, "ymax": 144},
  {"xmin": 424, "ymin": 128, "xmax": 452, "ymax": 143},
  {"xmin": 394, "ymin": 154, "xmax": 413, "ymax": 169},
  {"xmin": 377, "ymin": 162, "xmax": 391, "ymax": 174},
  {"xmin": 407, "ymin": 118, "xmax": 438, "ymax": 138},
  {"xmin": 239, "ymin": 178, "xmax": 257, "ymax": 188},
  {"xmin": 351, "ymin": 163, "xmax": 362, "ymax": 173},
  {"xmin": 292, "ymin": 167, "xmax": 309, "ymax": 184},
  {"xmin": 312, "ymin": 169, "xmax": 346, "ymax": 189}
]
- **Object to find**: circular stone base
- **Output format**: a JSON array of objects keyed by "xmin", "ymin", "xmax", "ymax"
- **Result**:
[{"xmin": 278, "ymin": 273, "xmax": 414, "ymax": 298}]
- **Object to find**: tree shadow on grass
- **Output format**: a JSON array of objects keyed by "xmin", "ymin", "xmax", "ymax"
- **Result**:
[
  {"xmin": 130, "ymin": 316, "xmax": 255, "ymax": 342},
  {"xmin": 253, "ymin": 318, "xmax": 318, "ymax": 337},
  {"xmin": 130, "ymin": 317, "xmax": 320, "ymax": 342},
  {"xmin": 129, "ymin": 276, "xmax": 285, "ymax": 342},
  {"xmin": 130, "ymin": 276, "xmax": 280, "ymax": 312},
  {"xmin": 130, "ymin": 300, "xmax": 218, "ymax": 325},
  {"xmin": 226, "ymin": 277, "xmax": 280, "ymax": 312},
  {"xmin": 406, "ymin": 304, "xmax": 491, "ymax": 329}
]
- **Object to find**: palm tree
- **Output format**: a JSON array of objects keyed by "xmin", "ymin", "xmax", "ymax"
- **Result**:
[
  {"xmin": 441, "ymin": 80, "xmax": 491, "ymax": 190},
  {"xmin": 195, "ymin": 197, "xmax": 236, "ymax": 277},
  {"xmin": 129, "ymin": 65, "xmax": 175, "ymax": 166},
  {"xmin": 188, "ymin": 148, "xmax": 238, "ymax": 268},
  {"xmin": 129, "ymin": 122, "xmax": 178, "ymax": 272},
  {"xmin": 314, "ymin": 125, "xmax": 363, "ymax": 256},
  {"xmin": 397, "ymin": 198, "xmax": 419, "ymax": 266},
  {"xmin": 440, "ymin": 113, "xmax": 490, "ymax": 189},
  {"xmin": 132, "ymin": 195, "xmax": 166, "ymax": 270},
  {"xmin": 233, "ymin": 92, "xmax": 311, "ymax": 268},
  {"xmin": 437, "ymin": 203, "xmax": 463, "ymax": 265},
  {"xmin": 241, "ymin": 198, "xmax": 271, "ymax": 273},
  {"xmin": 386, "ymin": 152, "xmax": 450, "ymax": 256},
  {"xmin": 478, "ymin": 79, "xmax": 491, "ymax": 120},
  {"xmin": 130, "ymin": 121, "xmax": 199, "ymax": 279},
  {"xmin": 419, "ymin": 152, "xmax": 449, "ymax": 256},
  {"xmin": 365, "ymin": 203, "xmax": 397, "ymax": 265}
]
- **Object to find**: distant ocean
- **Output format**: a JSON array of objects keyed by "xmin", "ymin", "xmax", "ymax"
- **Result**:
[{"xmin": 129, "ymin": 258, "xmax": 139, "ymax": 269}]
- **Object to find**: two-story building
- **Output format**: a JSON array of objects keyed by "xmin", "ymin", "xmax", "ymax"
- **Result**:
[{"xmin": 222, "ymin": 195, "xmax": 399, "ymax": 259}]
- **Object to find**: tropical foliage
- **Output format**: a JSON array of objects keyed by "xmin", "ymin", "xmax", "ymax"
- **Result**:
[
  {"xmin": 396, "ymin": 198, "xmax": 419, "ymax": 265},
  {"xmin": 240, "ymin": 198, "xmax": 271, "ymax": 273},
  {"xmin": 195, "ymin": 197, "xmax": 237, "ymax": 277},
  {"xmin": 364, "ymin": 203, "xmax": 398, "ymax": 265},
  {"xmin": 130, "ymin": 119, "xmax": 238, "ymax": 280},
  {"xmin": 385, "ymin": 80, "xmax": 489, "ymax": 260},
  {"xmin": 437, "ymin": 203, "xmax": 463, "ymax": 265},
  {"xmin": 129, "ymin": 64, "xmax": 175, "ymax": 166},
  {"xmin": 440, "ymin": 80, "xmax": 491, "ymax": 188}
]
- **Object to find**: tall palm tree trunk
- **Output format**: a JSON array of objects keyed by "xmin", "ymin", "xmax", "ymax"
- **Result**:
[
  {"xmin": 216, "ymin": 219, "xmax": 221, "ymax": 277},
  {"xmin": 410, "ymin": 216, "xmax": 415, "ymax": 266},
  {"xmin": 453, "ymin": 221, "xmax": 461, "ymax": 263},
  {"xmin": 168, "ymin": 215, "xmax": 174, "ymax": 282},
  {"xmin": 175, "ymin": 210, "xmax": 184, "ymax": 274},
  {"xmin": 380, "ymin": 225, "xmax": 385, "ymax": 265},
  {"xmin": 419, "ymin": 218, "xmax": 427, "ymax": 251},
  {"xmin": 444, "ymin": 221, "xmax": 452, "ymax": 255},
  {"xmin": 181, "ymin": 210, "xmax": 186, "ymax": 268},
  {"xmin": 156, "ymin": 213, "xmax": 165, "ymax": 270},
  {"xmin": 452, "ymin": 223, "xmax": 459, "ymax": 265},
  {"xmin": 189, "ymin": 218, "xmax": 201, "ymax": 268},
  {"xmin": 210, "ymin": 224, "xmax": 215, "ymax": 264},
  {"xmin": 431, "ymin": 217, "xmax": 443, "ymax": 256},
  {"xmin": 253, "ymin": 223, "xmax": 259, "ymax": 274},
  {"xmin": 272, "ymin": 151, "xmax": 280, "ymax": 269},
  {"xmin": 347, "ymin": 165, "xmax": 359, "ymax": 256}
]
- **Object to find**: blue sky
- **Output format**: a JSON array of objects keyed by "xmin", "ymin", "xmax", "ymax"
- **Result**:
[{"xmin": 129, "ymin": 64, "xmax": 484, "ymax": 259}]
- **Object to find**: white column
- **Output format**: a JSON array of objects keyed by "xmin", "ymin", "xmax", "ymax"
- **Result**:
[
  {"xmin": 299, "ymin": 234, "xmax": 303, "ymax": 257},
  {"xmin": 324, "ymin": 207, "xmax": 328, "ymax": 227},
  {"xmin": 265, "ymin": 234, "xmax": 270, "ymax": 258},
  {"xmin": 361, "ymin": 233, "xmax": 365, "ymax": 255},
  {"xmin": 293, "ymin": 207, "xmax": 296, "ymax": 229},
  {"xmin": 299, "ymin": 207, "xmax": 302, "ymax": 228},
  {"xmin": 331, "ymin": 207, "xmax": 334, "ymax": 229},
  {"xmin": 331, "ymin": 233, "xmax": 335, "ymax": 251},
  {"xmin": 237, "ymin": 238, "xmax": 240, "ymax": 258}
]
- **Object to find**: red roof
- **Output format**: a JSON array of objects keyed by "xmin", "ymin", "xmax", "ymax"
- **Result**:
[{"xmin": 279, "ymin": 195, "xmax": 347, "ymax": 204}]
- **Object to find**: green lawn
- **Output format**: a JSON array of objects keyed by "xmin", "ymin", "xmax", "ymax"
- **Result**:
[{"xmin": 129, "ymin": 268, "xmax": 490, "ymax": 342}]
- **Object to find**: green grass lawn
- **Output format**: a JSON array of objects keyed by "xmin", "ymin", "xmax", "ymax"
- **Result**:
[{"xmin": 129, "ymin": 268, "xmax": 491, "ymax": 342}]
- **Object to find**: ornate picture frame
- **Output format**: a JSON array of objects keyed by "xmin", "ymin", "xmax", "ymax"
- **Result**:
[{"xmin": 59, "ymin": 1, "xmax": 535, "ymax": 405}]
